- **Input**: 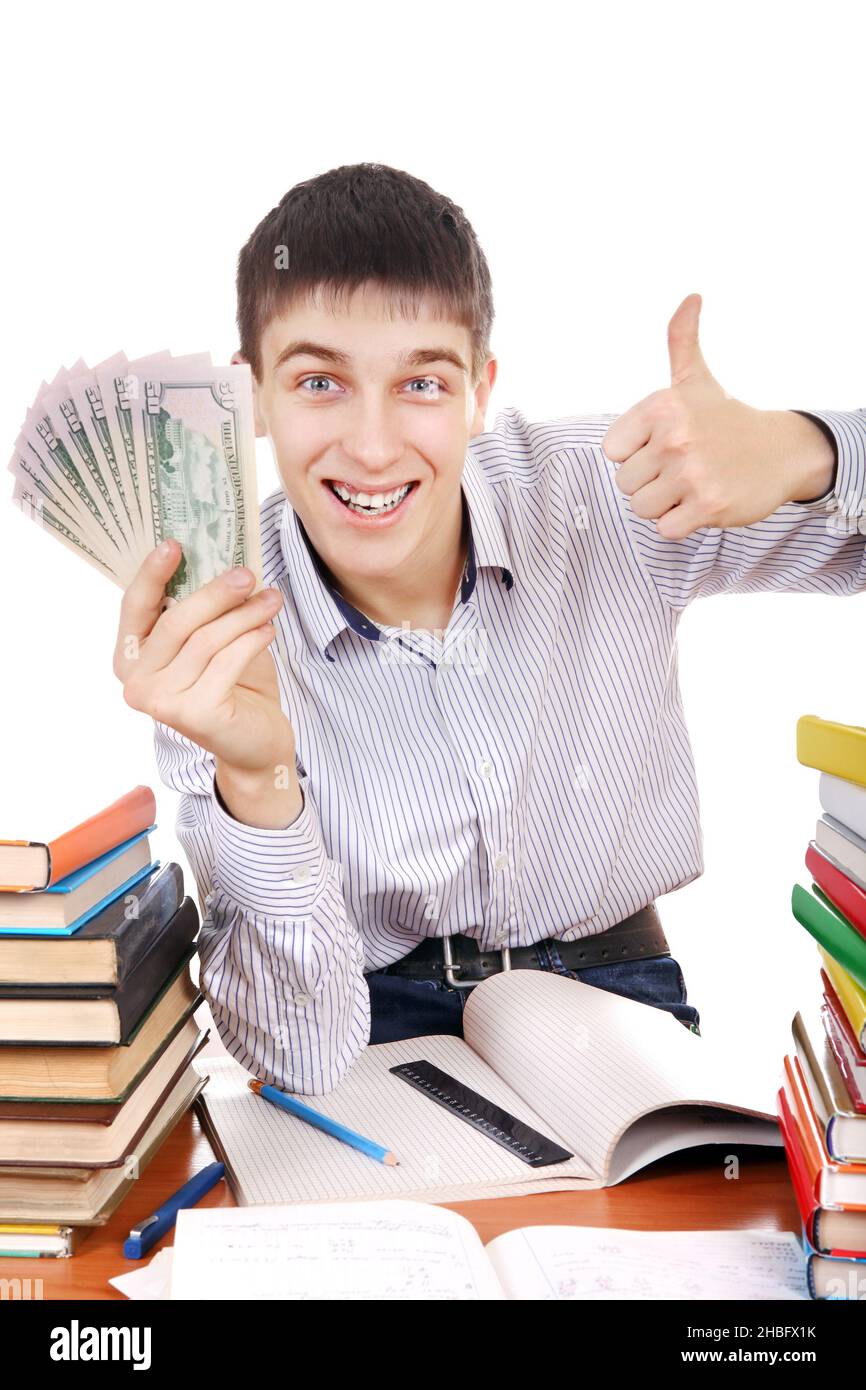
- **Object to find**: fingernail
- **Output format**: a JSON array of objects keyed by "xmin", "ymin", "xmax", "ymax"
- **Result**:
[
  {"xmin": 157, "ymin": 539, "xmax": 176, "ymax": 557},
  {"xmin": 226, "ymin": 567, "xmax": 253, "ymax": 588}
]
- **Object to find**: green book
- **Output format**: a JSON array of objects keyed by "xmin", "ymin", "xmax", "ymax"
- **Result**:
[{"xmin": 791, "ymin": 882, "xmax": 866, "ymax": 991}]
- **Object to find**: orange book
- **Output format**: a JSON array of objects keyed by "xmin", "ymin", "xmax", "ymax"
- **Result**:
[
  {"xmin": 782, "ymin": 1053, "xmax": 866, "ymax": 1210},
  {"xmin": 0, "ymin": 787, "xmax": 156, "ymax": 891}
]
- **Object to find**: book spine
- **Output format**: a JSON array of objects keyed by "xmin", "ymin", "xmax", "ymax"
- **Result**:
[
  {"xmin": 46, "ymin": 786, "xmax": 157, "ymax": 888},
  {"xmin": 806, "ymin": 843, "xmax": 866, "ymax": 945},
  {"xmin": 797, "ymin": 716, "xmax": 866, "ymax": 789},
  {"xmin": 113, "ymin": 905, "xmax": 199, "ymax": 1043},
  {"xmin": 109, "ymin": 863, "xmax": 185, "ymax": 981},
  {"xmin": 791, "ymin": 883, "xmax": 866, "ymax": 993}
]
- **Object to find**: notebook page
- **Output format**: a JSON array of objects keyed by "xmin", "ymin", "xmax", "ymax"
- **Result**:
[
  {"xmin": 192, "ymin": 1032, "xmax": 596, "ymax": 1207},
  {"xmin": 169, "ymin": 1200, "xmax": 505, "ymax": 1300},
  {"xmin": 604, "ymin": 1106, "xmax": 781, "ymax": 1187},
  {"xmin": 109, "ymin": 1247, "xmax": 174, "ymax": 1301},
  {"xmin": 485, "ymin": 1226, "xmax": 809, "ymax": 1300},
  {"xmin": 462, "ymin": 972, "xmax": 781, "ymax": 1182}
]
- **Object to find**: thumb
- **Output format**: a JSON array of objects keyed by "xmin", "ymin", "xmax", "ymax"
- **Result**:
[
  {"xmin": 238, "ymin": 637, "xmax": 281, "ymax": 701},
  {"xmin": 667, "ymin": 293, "xmax": 712, "ymax": 387}
]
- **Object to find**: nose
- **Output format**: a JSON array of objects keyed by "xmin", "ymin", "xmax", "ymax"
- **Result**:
[{"xmin": 340, "ymin": 392, "xmax": 404, "ymax": 476}]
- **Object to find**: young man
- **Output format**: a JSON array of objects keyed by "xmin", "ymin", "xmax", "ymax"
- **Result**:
[{"xmin": 114, "ymin": 163, "xmax": 866, "ymax": 1096}]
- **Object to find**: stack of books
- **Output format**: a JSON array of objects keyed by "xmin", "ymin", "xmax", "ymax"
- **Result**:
[
  {"xmin": 780, "ymin": 715, "xmax": 866, "ymax": 1300},
  {"xmin": 0, "ymin": 786, "xmax": 207, "ymax": 1257}
]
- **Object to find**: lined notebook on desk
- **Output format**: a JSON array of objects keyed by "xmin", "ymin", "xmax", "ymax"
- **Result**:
[{"xmin": 193, "ymin": 970, "xmax": 783, "ymax": 1206}]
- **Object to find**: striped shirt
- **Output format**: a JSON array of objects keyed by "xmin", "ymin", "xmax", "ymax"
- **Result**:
[{"xmin": 154, "ymin": 405, "xmax": 866, "ymax": 1094}]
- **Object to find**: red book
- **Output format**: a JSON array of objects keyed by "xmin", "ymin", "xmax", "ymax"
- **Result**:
[
  {"xmin": 806, "ymin": 841, "xmax": 866, "ymax": 943},
  {"xmin": 777, "ymin": 1085, "xmax": 866, "ymax": 1257},
  {"xmin": 781, "ymin": 1053, "xmax": 866, "ymax": 1210},
  {"xmin": 820, "ymin": 1003, "xmax": 866, "ymax": 1116},
  {"xmin": 822, "ymin": 969, "xmax": 866, "ymax": 1068}
]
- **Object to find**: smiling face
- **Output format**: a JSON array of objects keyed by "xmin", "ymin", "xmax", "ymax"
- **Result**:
[{"xmin": 243, "ymin": 281, "xmax": 496, "ymax": 608}]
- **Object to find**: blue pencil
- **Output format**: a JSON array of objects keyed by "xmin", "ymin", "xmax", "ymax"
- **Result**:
[{"xmin": 248, "ymin": 1079, "xmax": 399, "ymax": 1165}]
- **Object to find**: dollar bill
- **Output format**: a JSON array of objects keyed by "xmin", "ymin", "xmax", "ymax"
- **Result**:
[
  {"xmin": 129, "ymin": 360, "xmax": 262, "ymax": 600},
  {"xmin": 11, "ymin": 480, "xmax": 123, "ymax": 584},
  {"xmin": 7, "ymin": 351, "xmax": 263, "ymax": 600},
  {"xmin": 68, "ymin": 353, "xmax": 150, "ymax": 559}
]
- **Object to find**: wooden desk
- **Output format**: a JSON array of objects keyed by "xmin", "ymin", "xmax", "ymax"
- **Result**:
[{"xmin": 0, "ymin": 1106, "xmax": 800, "ymax": 1299}]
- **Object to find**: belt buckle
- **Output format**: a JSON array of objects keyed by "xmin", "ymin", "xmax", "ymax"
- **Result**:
[{"xmin": 442, "ymin": 935, "xmax": 511, "ymax": 989}]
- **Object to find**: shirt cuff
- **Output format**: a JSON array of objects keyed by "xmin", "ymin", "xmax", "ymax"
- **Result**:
[
  {"xmin": 789, "ymin": 410, "xmax": 866, "ymax": 528},
  {"xmin": 210, "ymin": 772, "xmax": 331, "ymax": 914}
]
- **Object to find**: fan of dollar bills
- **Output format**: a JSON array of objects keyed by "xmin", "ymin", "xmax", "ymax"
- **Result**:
[{"xmin": 8, "ymin": 352, "xmax": 263, "ymax": 601}]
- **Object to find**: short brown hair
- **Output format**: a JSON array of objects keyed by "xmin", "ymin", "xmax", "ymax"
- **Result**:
[{"xmin": 236, "ymin": 162, "xmax": 494, "ymax": 384}]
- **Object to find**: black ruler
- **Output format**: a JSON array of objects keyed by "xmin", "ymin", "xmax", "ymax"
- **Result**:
[{"xmin": 389, "ymin": 1059, "xmax": 573, "ymax": 1168}]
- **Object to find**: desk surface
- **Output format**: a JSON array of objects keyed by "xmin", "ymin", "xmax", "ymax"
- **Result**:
[{"xmin": 0, "ymin": 1105, "xmax": 800, "ymax": 1299}]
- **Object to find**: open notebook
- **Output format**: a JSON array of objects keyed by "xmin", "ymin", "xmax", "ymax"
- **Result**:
[
  {"xmin": 192, "ymin": 970, "xmax": 784, "ymax": 1206},
  {"xmin": 167, "ymin": 1203, "xmax": 808, "ymax": 1300}
]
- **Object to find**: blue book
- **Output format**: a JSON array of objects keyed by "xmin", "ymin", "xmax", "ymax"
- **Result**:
[
  {"xmin": 801, "ymin": 1224, "xmax": 866, "ymax": 1300},
  {"xmin": 0, "ymin": 827, "xmax": 157, "ymax": 936}
]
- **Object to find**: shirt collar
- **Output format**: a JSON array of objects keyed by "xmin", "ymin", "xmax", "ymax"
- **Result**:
[{"xmin": 279, "ymin": 446, "xmax": 514, "ymax": 662}]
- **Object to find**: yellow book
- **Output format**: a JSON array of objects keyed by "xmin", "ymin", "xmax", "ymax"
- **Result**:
[
  {"xmin": 819, "ymin": 945, "xmax": 866, "ymax": 1050},
  {"xmin": 0, "ymin": 1223, "xmax": 85, "ymax": 1257},
  {"xmin": 0, "ymin": 1224, "xmax": 63, "ymax": 1234},
  {"xmin": 797, "ymin": 714, "xmax": 866, "ymax": 789}
]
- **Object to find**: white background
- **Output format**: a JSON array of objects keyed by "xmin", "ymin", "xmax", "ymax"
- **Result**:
[{"xmin": 2, "ymin": 0, "xmax": 865, "ymax": 1056}]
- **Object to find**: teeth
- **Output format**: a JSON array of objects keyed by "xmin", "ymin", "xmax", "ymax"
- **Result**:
[{"xmin": 329, "ymin": 481, "xmax": 411, "ymax": 515}]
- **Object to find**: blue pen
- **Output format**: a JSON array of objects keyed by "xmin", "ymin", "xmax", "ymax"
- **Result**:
[
  {"xmin": 123, "ymin": 1161, "xmax": 225, "ymax": 1259},
  {"xmin": 249, "ymin": 1079, "xmax": 399, "ymax": 1165}
]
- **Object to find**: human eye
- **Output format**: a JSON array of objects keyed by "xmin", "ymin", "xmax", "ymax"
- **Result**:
[
  {"xmin": 298, "ymin": 375, "xmax": 340, "ymax": 395},
  {"xmin": 405, "ymin": 376, "xmax": 446, "ymax": 398}
]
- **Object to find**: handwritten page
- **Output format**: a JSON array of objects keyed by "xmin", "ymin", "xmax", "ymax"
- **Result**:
[
  {"xmin": 193, "ymin": 1032, "xmax": 596, "ymax": 1207},
  {"xmin": 169, "ymin": 1209, "xmax": 809, "ymax": 1300},
  {"xmin": 486, "ymin": 1226, "xmax": 809, "ymax": 1300},
  {"xmin": 169, "ymin": 1200, "xmax": 505, "ymax": 1300}
]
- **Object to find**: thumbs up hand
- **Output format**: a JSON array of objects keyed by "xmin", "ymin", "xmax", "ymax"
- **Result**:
[{"xmin": 601, "ymin": 294, "xmax": 836, "ymax": 541}]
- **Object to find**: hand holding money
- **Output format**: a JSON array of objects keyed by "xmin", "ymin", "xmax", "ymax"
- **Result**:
[
  {"xmin": 8, "ymin": 351, "xmax": 263, "ymax": 601},
  {"xmin": 113, "ymin": 545, "xmax": 304, "ymax": 830}
]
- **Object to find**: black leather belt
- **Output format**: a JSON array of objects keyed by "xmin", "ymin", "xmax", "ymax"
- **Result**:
[{"xmin": 378, "ymin": 903, "xmax": 669, "ymax": 989}]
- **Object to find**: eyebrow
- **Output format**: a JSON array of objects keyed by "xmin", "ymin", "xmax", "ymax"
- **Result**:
[{"xmin": 272, "ymin": 340, "xmax": 468, "ymax": 374}]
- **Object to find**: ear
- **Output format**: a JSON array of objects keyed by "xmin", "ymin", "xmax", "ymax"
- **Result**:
[
  {"xmin": 232, "ymin": 350, "xmax": 268, "ymax": 438},
  {"xmin": 468, "ymin": 355, "xmax": 497, "ymax": 437}
]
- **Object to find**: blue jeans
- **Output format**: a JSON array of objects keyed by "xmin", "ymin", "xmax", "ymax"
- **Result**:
[{"xmin": 366, "ymin": 941, "xmax": 701, "ymax": 1044}]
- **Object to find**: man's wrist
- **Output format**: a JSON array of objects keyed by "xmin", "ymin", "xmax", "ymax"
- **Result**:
[
  {"xmin": 783, "ymin": 410, "xmax": 837, "ymax": 502},
  {"xmin": 214, "ymin": 756, "xmax": 304, "ymax": 830}
]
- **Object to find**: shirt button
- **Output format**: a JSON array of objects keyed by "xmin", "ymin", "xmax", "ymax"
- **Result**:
[
  {"xmin": 295, "ymin": 992, "xmax": 311, "ymax": 1007},
  {"xmin": 478, "ymin": 758, "xmax": 493, "ymax": 778},
  {"xmin": 494, "ymin": 927, "xmax": 509, "ymax": 944},
  {"xmin": 292, "ymin": 865, "xmax": 313, "ymax": 884},
  {"xmin": 494, "ymin": 852, "xmax": 509, "ymax": 871}
]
